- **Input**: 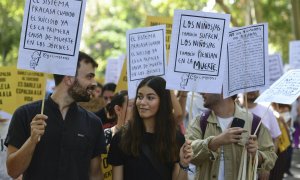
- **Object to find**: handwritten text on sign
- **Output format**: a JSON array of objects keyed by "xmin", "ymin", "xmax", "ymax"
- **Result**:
[
  {"xmin": 268, "ymin": 54, "xmax": 283, "ymax": 86},
  {"xmin": 227, "ymin": 24, "xmax": 267, "ymax": 94},
  {"xmin": 128, "ymin": 29, "xmax": 165, "ymax": 81},
  {"xmin": 255, "ymin": 70, "xmax": 300, "ymax": 105},
  {"xmin": 24, "ymin": 0, "xmax": 82, "ymax": 55},
  {"xmin": 289, "ymin": 41, "xmax": 300, "ymax": 69},
  {"xmin": 174, "ymin": 15, "xmax": 225, "ymax": 76}
]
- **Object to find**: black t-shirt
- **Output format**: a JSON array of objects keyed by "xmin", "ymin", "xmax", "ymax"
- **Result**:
[
  {"xmin": 107, "ymin": 131, "xmax": 185, "ymax": 180},
  {"xmin": 5, "ymin": 97, "xmax": 106, "ymax": 180}
]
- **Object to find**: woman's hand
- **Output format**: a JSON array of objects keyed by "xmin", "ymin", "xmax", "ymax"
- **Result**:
[{"xmin": 179, "ymin": 140, "xmax": 193, "ymax": 167}]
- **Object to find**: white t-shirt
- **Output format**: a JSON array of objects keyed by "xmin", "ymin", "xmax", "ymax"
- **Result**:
[
  {"xmin": 0, "ymin": 111, "xmax": 12, "ymax": 180},
  {"xmin": 217, "ymin": 116, "xmax": 233, "ymax": 180},
  {"xmin": 249, "ymin": 104, "xmax": 281, "ymax": 138}
]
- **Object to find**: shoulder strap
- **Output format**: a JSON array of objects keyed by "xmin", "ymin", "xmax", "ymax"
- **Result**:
[
  {"xmin": 141, "ymin": 144, "xmax": 170, "ymax": 180},
  {"xmin": 251, "ymin": 113, "xmax": 261, "ymax": 136},
  {"xmin": 200, "ymin": 110, "xmax": 211, "ymax": 139}
]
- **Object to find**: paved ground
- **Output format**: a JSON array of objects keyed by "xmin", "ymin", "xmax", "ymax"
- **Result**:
[{"xmin": 284, "ymin": 148, "xmax": 300, "ymax": 180}]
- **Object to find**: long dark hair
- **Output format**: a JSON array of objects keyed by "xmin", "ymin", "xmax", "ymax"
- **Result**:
[{"xmin": 120, "ymin": 76, "xmax": 178, "ymax": 163}]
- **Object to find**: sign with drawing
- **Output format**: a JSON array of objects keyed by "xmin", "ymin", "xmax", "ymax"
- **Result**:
[
  {"xmin": 166, "ymin": 10, "xmax": 230, "ymax": 93},
  {"xmin": 17, "ymin": 0, "xmax": 86, "ymax": 76}
]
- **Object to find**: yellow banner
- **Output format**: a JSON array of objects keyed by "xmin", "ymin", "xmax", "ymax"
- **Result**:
[
  {"xmin": 146, "ymin": 16, "xmax": 173, "ymax": 59},
  {"xmin": 115, "ymin": 59, "xmax": 128, "ymax": 92},
  {"xmin": 16, "ymin": 69, "xmax": 46, "ymax": 107},
  {"xmin": 277, "ymin": 118, "xmax": 291, "ymax": 152},
  {"xmin": 0, "ymin": 67, "xmax": 17, "ymax": 114},
  {"xmin": 101, "ymin": 152, "xmax": 112, "ymax": 180}
]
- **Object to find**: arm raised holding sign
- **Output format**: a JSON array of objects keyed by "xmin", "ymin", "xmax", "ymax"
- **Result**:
[
  {"xmin": 6, "ymin": 114, "xmax": 47, "ymax": 178},
  {"xmin": 5, "ymin": 52, "xmax": 106, "ymax": 180}
]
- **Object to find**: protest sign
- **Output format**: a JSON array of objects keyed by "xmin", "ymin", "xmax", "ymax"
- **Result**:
[
  {"xmin": 146, "ymin": 16, "xmax": 172, "ymax": 58},
  {"xmin": 223, "ymin": 24, "xmax": 269, "ymax": 97},
  {"xmin": 104, "ymin": 58, "xmax": 118, "ymax": 84},
  {"xmin": 17, "ymin": 0, "xmax": 86, "ymax": 76},
  {"xmin": 115, "ymin": 59, "xmax": 128, "ymax": 92},
  {"xmin": 104, "ymin": 57, "xmax": 123, "ymax": 84},
  {"xmin": 16, "ymin": 69, "xmax": 46, "ymax": 106},
  {"xmin": 255, "ymin": 69, "xmax": 300, "ymax": 104},
  {"xmin": 126, "ymin": 25, "xmax": 166, "ymax": 98},
  {"xmin": 166, "ymin": 10, "xmax": 230, "ymax": 93},
  {"xmin": 289, "ymin": 41, "xmax": 300, "ymax": 69},
  {"xmin": 0, "ymin": 67, "xmax": 17, "ymax": 114},
  {"xmin": 268, "ymin": 53, "xmax": 283, "ymax": 86}
]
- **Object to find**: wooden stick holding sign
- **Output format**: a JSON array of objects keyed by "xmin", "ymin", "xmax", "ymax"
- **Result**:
[{"xmin": 17, "ymin": 0, "xmax": 87, "ymax": 141}]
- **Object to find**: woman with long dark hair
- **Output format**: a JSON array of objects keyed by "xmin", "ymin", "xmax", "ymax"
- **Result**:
[{"xmin": 108, "ymin": 76, "xmax": 192, "ymax": 180}]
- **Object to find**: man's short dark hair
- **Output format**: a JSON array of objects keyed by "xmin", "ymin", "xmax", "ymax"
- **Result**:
[
  {"xmin": 101, "ymin": 83, "xmax": 116, "ymax": 96},
  {"xmin": 53, "ymin": 51, "xmax": 98, "ymax": 86},
  {"xmin": 231, "ymin": 94, "xmax": 238, "ymax": 101}
]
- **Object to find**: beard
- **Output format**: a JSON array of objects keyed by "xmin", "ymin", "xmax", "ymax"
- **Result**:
[{"xmin": 68, "ymin": 79, "xmax": 92, "ymax": 102}]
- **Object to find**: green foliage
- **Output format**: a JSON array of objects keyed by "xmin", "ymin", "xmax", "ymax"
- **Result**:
[
  {"xmin": 0, "ymin": 0, "xmax": 297, "ymax": 73},
  {"xmin": 82, "ymin": 0, "xmax": 208, "ymax": 75},
  {"xmin": 0, "ymin": 0, "xmax": 24, "ymax": 66}
]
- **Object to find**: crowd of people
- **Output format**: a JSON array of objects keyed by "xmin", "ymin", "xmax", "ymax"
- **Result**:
[{"xmin": 1, "ymin": 51, "xmax": 300, "ymax": 180}]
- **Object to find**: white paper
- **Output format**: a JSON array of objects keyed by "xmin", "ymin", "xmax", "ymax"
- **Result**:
[
  {"xmin": 223, "ymin": 24, "xmax": 269, "ymax": 98},
  {"xmin": 289, "ymin": 41, "xmax": 300, "ymax": 69},
  {"xmin": 17, "ymin": 0, "xmax": 86, "ymax": 76},
  {"xmin": 105, "ymin": 57, "xmax": 123, "ymax": 84},
  {"xmin": 166, "ymin": 10, "xmax": 230, "ymax": 93},
  {"xmin": 255, "ymin": 69, "xmax": 300, "ymax": 104},
  {"xmin": 126, "ymin": 25, "xmax": 167, "ymax": 98},
  {"xmin": 268, "ymin": 53, "xmax": 283, "ymax": 86}
]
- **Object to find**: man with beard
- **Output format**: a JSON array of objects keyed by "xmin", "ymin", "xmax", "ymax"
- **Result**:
[
  {"xmin": 5, "ymin": 52, "xmax": 106, "ymax": 180},
  {"xmin": 186, "ymin": 93, "xmax": 277, "ymax": 180}
]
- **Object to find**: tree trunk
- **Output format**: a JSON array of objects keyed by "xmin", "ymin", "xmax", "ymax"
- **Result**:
[{"xmin": 291, "ymin": 0, "xmax": 300, "ymax": 39}]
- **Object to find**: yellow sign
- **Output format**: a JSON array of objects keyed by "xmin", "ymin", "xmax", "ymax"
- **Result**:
[
  {"xmin": 115, "ymin": 59, "xmax": 128, "ymax": 92},
  {"xmin": 0, "ymin": 67, "xmax": 17, "ymax": 114},
  {"xmin": 146, "ymin": 16, "xmax": 173, "ymax": 59},
  {"xmin": 277, "ymin": 118, "xmax": 291, "ymax": 152},
  {"xmin": 16, "ymin": 69, "xmax": 46, "ymax": 107},
  {"xmin": 101, "ymin": 149, "xmax": 112, "ymax": 180}
]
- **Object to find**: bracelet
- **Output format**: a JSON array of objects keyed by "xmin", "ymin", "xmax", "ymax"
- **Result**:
[
  {"xmin": 180, "ymin": 95, "xmax": 187, "ymax": 98},
  {"xmin": 179, "ymin": 162, "xmax": 192, "ymax": 172}
]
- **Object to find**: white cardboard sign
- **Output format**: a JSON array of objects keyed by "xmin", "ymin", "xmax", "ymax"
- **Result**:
[
  {"xmin": 289, "ymin": 41, "xmax": 300, "ymax": 69},
  {"xmin": 223, "ymin": 24, "xmax": 269, "ymax": 98},
  {"xmin": 268, "ymin": 53, "xmax": 283, "ymax": 86},
  {"xmin": 105, "ymin": 57, "xmax": 124, "ymax": 84},
  {"xmin": 126, "ymin": 25, "xmax": 166, "ymax": 98},
  {"xmin": 166, "ymin": 10, "xmax": 230, "ymax": 93},
  {"xmin": 17, "ymin": 0, "xmax": 86, "ymax": 76},
  {"xmin": 255, "ymin": 69, "xmax": 300, "ymax": 104}
]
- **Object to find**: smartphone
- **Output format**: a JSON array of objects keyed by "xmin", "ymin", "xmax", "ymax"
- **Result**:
[{"xmin": 231, "ymin": 118, "xmax": 245, "ymax": 128}]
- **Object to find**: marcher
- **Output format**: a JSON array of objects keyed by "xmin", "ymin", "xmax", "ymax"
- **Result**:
[
  {"xmin": 108, "ymin": 76, "xmax": 193, "ymax": 180},
  {"xmin": 186, "ymin": 93, "xmax": 277, "ymax": 180},
  {"xmin": 104, "ymin": 90, "xmax": 129, "ymax": 145},
  {"xmin": 92, "ymin": 82, "xmax": 103, "ymax": 98},
  {"xmin": 95, "ymin": 83, "xmax": 117, "ymax": 128},
  {"xmin": 244, "ymin": 91, "xmax": 281, "ymax": 179},
  {"xmin": 5, "ymin": 52, "xmax": 106, "ymax": 180}
]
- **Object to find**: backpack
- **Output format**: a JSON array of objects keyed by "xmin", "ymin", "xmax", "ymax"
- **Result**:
[{"xmin": 199, "ymin": 110, "xmax": 261, "ymax": 138}]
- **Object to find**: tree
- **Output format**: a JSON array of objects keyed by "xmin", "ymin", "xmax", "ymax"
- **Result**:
[
  {"xmin": 82, "ymin": 0, "xmax": 208, "ymax": 75},
  {"xmin": 215, "ymin": 0, "xmax": 294, "ymax": 62},
  {"xmin": 0, "ymin": 0, "xmax": 24, "ymax": 66}
]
